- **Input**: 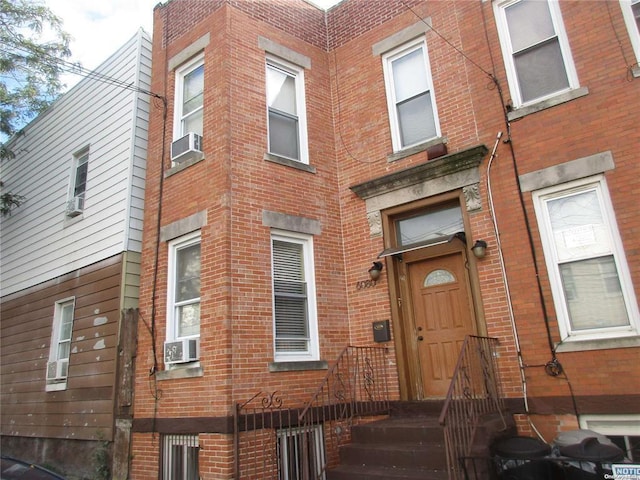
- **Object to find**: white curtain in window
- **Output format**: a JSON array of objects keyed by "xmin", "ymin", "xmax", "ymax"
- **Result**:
[{"xmin": 267, "ymin": 65, "xmax": 300, "ymax": 160}]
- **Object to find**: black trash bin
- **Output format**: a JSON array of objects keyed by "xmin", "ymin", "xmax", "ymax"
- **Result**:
[
  {"xmin": 492, "ymin": 436, "xmax": 560, "ymax": 480},
  {"xmin": 558, "ymin": 436, "xmax": 625, "ymax": 480}
]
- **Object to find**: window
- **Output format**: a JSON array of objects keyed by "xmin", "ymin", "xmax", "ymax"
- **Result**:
[
  {"xmin": 167, "ymin": 232, "xmax": 201, "ymax": 343},
  {"xmin": 266, "ymin": 57, "xmax": 308, "ymax": 163},
  {"xmin": 277, "ymin": 426, "xmax": 325, "ymax": 480},
  {"xmin": 396, "ymin": 204, "xmax": 463, "ymax": 246},
  {"xmin": 174, "ymin": 55, "xmax": 204, "ymax": 138},
  {"xmin": 162, "ymin": 434, "xmax": 199, "ymax": 480},
  {"xmin": 67, "ymin": 149, "xmax": 88, "ymax": 216},
  {"xmin": 579, "ymin": 415, "xmax": 640, "ymax": 462},
  {"xmin": 382, "ymin": 37, "xmax": 440, "ymax": 152},
  {"xmin": 271, "ymin": 231, "xmax": 318, "ymax": 361},
  {"xmin": 494, "ymin": 0, "xmax": 578, "ymax": 106},
  {"xmin": 46, "ymin": 298, "xmax": 75, "ymax": 391},
  {"xmin": 533, "ymin": 176, "xmax": 639, "ymax": 341},
  {"xmin": 621, "ymin": 0, "xmax": 640, "ymax": 68}
]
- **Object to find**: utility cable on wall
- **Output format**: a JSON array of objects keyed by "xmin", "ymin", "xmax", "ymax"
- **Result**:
[{"xmin": 0, "ymin": 42, "xmax": 164, "ymax": 100}]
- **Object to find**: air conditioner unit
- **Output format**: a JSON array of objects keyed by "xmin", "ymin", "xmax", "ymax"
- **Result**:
[
  {"xmin": 164, "ymin": 338, "xmax": 199, "ymax": 365},
  {"xmin": 46, "ymin": 359, "xmax": 69, "ymax": 381},
  {"xmin": 66, "ymin": 195, "xmax": 84, "ymax": 217},
  {"xmin": 171, "ymin": 132, "xmax": 203, "ymax": 163}
]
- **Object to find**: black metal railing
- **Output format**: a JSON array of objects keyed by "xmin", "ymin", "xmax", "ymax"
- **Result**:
[
  {"xmin": 439, "ymin": 336, "xmax": 507, "ymax": 480},
  {"xmin": 234, "ymin": 346, "xmax": 391, "ymax": 479}
]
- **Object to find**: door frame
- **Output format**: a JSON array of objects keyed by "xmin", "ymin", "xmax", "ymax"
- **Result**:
[{"xmin": 381, "ymin": 190, "xmax": 487, "ymax": 400}]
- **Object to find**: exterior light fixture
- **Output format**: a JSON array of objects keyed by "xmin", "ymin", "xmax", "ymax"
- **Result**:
[
  {"xmin": 368, "ymin": 261, "xmax": 384, "ymax": 281},
  {"xmin": 471, "ymin": 240, "xmax": 487, "ymax": 259}
]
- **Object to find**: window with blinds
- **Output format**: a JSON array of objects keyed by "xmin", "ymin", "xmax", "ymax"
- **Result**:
[{"xmin": 271, "ymin": 232, "xmax": 318, "ymax": 361}]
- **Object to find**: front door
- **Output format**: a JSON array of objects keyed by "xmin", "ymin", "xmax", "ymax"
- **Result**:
[{"xmin": 407, "ymin": 251, "xmax": 476, "ymax": 398}]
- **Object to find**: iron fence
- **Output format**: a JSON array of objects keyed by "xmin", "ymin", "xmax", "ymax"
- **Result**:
[
  {"xmin": 234, "ymin": 346, "xmax": 390, "ymax": 480},
  {"xmin": 234, "ymin": 346, "xmax": 391, "ymax": 479},
  {"xmin": 439, "ymin": 336, "xmax": 507, "ymax": 480}
]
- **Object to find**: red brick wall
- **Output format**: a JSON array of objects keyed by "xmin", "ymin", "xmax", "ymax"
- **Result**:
[{"xmin": 135, "ymin": 1, "xmax": 640, "ymax": 476}]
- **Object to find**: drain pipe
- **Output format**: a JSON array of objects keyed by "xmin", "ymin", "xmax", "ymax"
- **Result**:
[{"xmin": 486, "ymin": 131, "xmax": 546, "ymax": 442}]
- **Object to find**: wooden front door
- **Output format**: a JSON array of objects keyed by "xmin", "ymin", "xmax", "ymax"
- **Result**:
[{"xmin": 407, "ymin": 251, "xmax": 476, "ymax": 398}]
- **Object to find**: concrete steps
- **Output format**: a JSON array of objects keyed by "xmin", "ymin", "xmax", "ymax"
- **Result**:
[{"xmin": 326, "ymin": 402, "xmax": 450, "ymax": 480}]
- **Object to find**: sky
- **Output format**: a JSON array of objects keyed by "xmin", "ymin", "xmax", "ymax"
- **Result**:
[{"xmin": 44, "ymin": 0, "xmax": 341, "ymax": 90}]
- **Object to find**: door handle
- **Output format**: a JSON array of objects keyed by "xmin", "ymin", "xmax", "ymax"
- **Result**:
[{"xmin": 417, "ymin": 336, "xmax": 424, "ymax": 341}]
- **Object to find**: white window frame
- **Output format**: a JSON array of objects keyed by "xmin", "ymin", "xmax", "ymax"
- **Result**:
[
  {"xmin": 382, "ymin": 37, "xmax": 440, "ymax": 152},
  {"xmin": 494, "ymin": 0, "xmax": 579, "ymax": 108},
  {"xmin": 162, "ymin": 434, "xmax": 199, "ymax": 480},
  {"xmin": 620, "ymin": 0, "xmax": 640, "ymax": 67},
  {"xmin": 579, "ymin": 415, "xmax": 640, "ymax": 462},
  {"xmin": 533, "ymin": 175, "xmax": 639, "ymax": 342},
  {"xmin": 173, "ymin": 54, "xmax": 204, "ymax": 140},
  {"xmin": 271, "ymin": 230, "xmax": 319, "ymax": 362},
  {"xmin": 167, "ymin": 231, "xmax": 201, "ymax": 343},
  {"xmin": 67, "ymin": 148, "xmax": 89, "ymax": 215},
  {"xmin": 266, "ymin": 56, "xmax": 309, "ymax": 164},
  {"xmin": 46, "ymin": 297, "xmax": 75, "ymax": 392},
  {"xmin": 277, "ymin": 425, "xmax": 326, "ymax": 480}
]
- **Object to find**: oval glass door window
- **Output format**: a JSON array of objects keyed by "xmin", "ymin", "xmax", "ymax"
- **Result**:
[{"xmin": 424, "ymin": 269, "xmax": 455, "ymax": 286}]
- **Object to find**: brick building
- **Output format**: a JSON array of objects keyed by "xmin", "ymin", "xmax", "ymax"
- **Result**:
[{"xmin": 131, "ymin": 0, "xmax": 640, "ymax": 478}]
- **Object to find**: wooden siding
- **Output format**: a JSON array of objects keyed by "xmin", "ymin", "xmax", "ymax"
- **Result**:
[
  {"xmin": 0, "ymin": 30, "xmax": 152, "ymax": 297},
  {"xmin": 0, "ymin": 255, "xmax": 124, "ymax": 441}
]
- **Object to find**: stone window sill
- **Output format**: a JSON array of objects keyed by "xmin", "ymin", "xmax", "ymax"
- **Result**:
[
  {"xmin": 157, "ymin": 364, "xmax": 204, "ymax": 380},
  {"xmin": 165, "ymin": 155, "xmax": 205, "ymax": 178},
  {"xmin": 555, "ymin": 335, "xmax": 640, "ymax": 353},
  {"xmin": 264, "ymin": 153, "xmax": 316, "ymax": 173},
  {"xmin": 268, "ymin": 360, "xmax": 328, "ymax": 372},
  {"xmin": 387, "ymin": 137, "xmax": 448, "ymax": 163},
  {"xmin": 507, "ymin": 87, "xmax": 589, "ymax": 121}
]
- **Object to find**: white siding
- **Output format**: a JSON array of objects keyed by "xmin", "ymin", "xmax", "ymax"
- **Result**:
[{"xmin": 0, "ymin": 30, "xmax": 152, "ymax": 297}]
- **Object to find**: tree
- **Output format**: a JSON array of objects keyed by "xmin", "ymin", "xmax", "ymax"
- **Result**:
[{"xmin": 0, "ymin": 0, "xmax": 71, "ymax": 215}]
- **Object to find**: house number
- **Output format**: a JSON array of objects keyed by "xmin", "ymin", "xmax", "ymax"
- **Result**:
[{"xmin": 356, "ymin": 280, "xmax": 377, "ymax": 290}]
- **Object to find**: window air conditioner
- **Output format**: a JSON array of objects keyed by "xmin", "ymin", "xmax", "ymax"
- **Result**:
[
  {"xmin": 164, "ymin": 338, "xmax": 200, "ymax": 365},
  {"xmin": 171, "ymin": 132, "xmax": 203, "ymax": 163},
  {"xmin": 46, "ymin": 359, "xmax": 69, "ymax": 381},
  {"xmin": 66, "ymin": 196, "xmax": 84, "ymax": 217}
]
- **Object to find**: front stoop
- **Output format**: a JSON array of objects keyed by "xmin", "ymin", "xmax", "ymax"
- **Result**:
[
  {"xmin": 326, "ymin": 402, "xmax": 516, "ymax": 480},
  {"xmin": 326, "ymin": 404, "xmax": 449, "ymax": 480}
]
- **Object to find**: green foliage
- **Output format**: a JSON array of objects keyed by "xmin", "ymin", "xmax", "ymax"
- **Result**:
[
  {"xmin": 0, "ymin": 0, "xmax": 71, "ymax": 215},
  {"xmin": 0, "ymin": 0, "xmax": 71, "ymax": 138}
]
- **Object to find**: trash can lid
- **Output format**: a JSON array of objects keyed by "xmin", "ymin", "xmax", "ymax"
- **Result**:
[
  {"xmin": 559, "ymin": 437, "xmax": 625, "ymax": 462},
  {"xmin": 492, "ymin": 436, "xmax": 552, "ymax": 459},
  {"xmin": 554, "ymin": 429, "xmax": 614, "ymax": 448}
]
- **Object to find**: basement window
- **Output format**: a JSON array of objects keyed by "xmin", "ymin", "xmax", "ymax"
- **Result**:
[
  {"xmin": 277, "ymin": 425, "xmax": 326, "ymax": 480},
  {"xmin": 579, "ymin": 415, "xmax": 640, "ymax": 462},
  {"xmin": 161, "ymin": 434, "xmax": 199, "ymax": 480}
]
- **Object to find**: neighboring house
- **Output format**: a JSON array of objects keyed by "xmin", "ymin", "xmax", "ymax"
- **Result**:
[
  {"xmin": 131, "ymin": 0, "xmax": 639, "ymax": 478},
  {"xmin": 0, "ymin": 30, "xmax": 152, "ymax": 479}
]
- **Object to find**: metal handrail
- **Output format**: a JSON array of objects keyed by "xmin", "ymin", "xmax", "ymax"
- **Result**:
[
  {"xmin": 439, "ymin": 335, "xmax": 506, "ymax": 480},
  {"xmin": 235, "ymin": 345, "xmax": 390, "ymax": 479}
]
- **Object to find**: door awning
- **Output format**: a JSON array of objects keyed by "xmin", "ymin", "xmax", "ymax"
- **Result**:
[{"xmin": 378, "ymin": 232, "xmax": 464, "ymax": 258}]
